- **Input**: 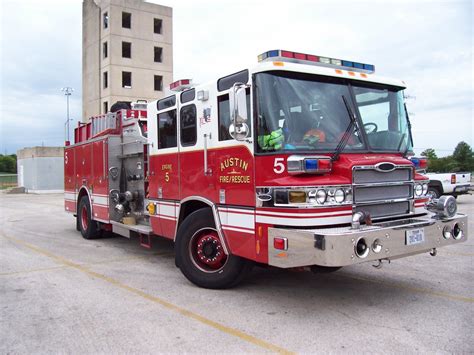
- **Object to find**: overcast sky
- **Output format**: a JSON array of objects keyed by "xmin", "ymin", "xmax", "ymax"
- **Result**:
[{"xmin": 0, "ymin": 0, "xmax": 472, "ymax": 156}]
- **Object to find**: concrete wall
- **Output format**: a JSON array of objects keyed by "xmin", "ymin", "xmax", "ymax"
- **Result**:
[
  {"xmin": 17, "ymin": 147, "xmax": 64, "ymax": 192},
  {"xmin": 83, "ymin": 0, "xmax": 173, "ymax": 120}
]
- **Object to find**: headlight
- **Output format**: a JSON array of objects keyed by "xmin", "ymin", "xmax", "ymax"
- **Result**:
[
  {"xmin": 266, "ymin": 186, "xmax": 351, "ymax": 207},
  {"xmin": 422, "ymin": 183, "xmax": 428, "ymax": 195},
  {"xmin": 415, "ymin": 184, "xmax": 423, "ymax": 196},
  {"xmin": 316, "ymin": 189, "xmax": 327, "ymax": 204},
  {"xmin": 334, "ymin": 189, "xmax": 345, "ymax": 203}
]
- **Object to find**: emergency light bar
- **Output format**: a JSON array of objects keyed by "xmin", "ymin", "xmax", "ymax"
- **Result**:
[
  {"xmin": 410, "ymin": 157, "xmax": 428, "ymax": 170},
  {"xmin": 287, "ymin": 155, "xmax": 332, "ymax": 174},
  {"xmin": 170, "ymin": 79, "xmax": 192, "ymax": 92},
  {"xmin": 258, "ymin": 50, "xmax": 375, "ymax": 74}
]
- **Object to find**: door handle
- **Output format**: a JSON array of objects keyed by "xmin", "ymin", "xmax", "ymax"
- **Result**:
[{"xmin": 203, "ymin": 133, "xmax": 212, "ymax": 176}]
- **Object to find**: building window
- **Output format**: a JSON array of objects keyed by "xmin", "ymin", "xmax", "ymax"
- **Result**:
[
  {"xmin": 180, "ymin": 105, "xmax": 197, "ymax": 146},
  {"xmin": 122, "ymin": 71, "xmax": 131, "ymax": 88},
  {"xmin": 103, "ymin": 41, "xmax": 108, "ymax": 59},
  {"xmin": 103, "ymin": 12, "xmax": 108, "ymax": 29},
  {"xmin": 103, "ymin": 101, "xmax": 108, "ymax": 113},
  {"xmin": 158, "ymin": 110, "xmax": 177, "ymax": 149},
  {"xmin": 122, "ymin": 12, "xmax": 131, "ymax": 28},
  {"xmin": 103, "ymin": 71, "xmax": 108, "ymax": 89},
  {"xmin": 154, "ymin": 18, "xmax": 162, "ymax": 34},
  {"xmin": 122, "ymin": 41, "xmax": 131, "ymax": 58},
  {"xmin": 154, "ymin": 75, "xmax": 163, "ymax": 91},
  {"xmin": 154, "ymin": 47, "xmax": 162, "ymax": 63}
]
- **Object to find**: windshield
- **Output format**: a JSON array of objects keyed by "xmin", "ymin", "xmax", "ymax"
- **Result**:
[
  {"xmin": 255, "ymin": 71, "xmax": 412, "ymax": 154},
  {"xmin": 353, "ymin": 84, "xmax": 411, "ymax": 151}
]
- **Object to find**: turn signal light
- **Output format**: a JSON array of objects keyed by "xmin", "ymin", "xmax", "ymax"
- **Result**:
[
  {"xmin": 289, "ymin": 190, "xmax": 306, "ymax": 203},
  {"xmin": 147, "ymin": 202, "xmax": 156, "ymax": 215}
]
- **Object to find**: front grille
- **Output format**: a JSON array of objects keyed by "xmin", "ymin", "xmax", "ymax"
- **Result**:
[
  {"xmin": 353, "ymin": 168, "xmax": 411, "ymax": 184},
  {"xmin": 354, "ymin": 184, "xmax": 412, "ymax": 203},
  {"xmin": 354, "ymin": 201, "xmax": 411, "ymax": 219},
  {"xmin": 353, "ymin": 166, "xmax": 413, "ymax": 219}
]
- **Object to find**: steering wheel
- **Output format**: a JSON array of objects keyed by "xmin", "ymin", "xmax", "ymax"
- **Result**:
[{"xmin": 363, "ymin": 122, "xmax": 378, "ymax": 134}]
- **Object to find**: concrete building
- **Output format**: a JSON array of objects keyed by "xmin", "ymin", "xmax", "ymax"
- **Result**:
[
  {"xmin": 17, "ymin": 147, "xmax": 64, "ymax": 193},
  {"xmin": 83, "ymin": 0, "xmax": 173, "ymax": 119}
]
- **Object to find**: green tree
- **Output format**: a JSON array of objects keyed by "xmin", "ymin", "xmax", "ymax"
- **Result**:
[
  {"xmin": 452, "ymin": 141, "xmax": 474, "ymax": 172},
  {"xmin": 428, "ymin": 156, "xmax": 457, "ymax": 173},
  {"xmin": 0, "ymin": 155, "xmax": 17, "ymax": 173},
  {"xmin": 421, "ymin": 148, "xmax": 437, "ymax": 160}
]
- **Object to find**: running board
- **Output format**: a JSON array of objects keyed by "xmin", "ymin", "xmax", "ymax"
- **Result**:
[{"xmin": 110, "ymin": 221, "xmax": 153, "ymax": 239}]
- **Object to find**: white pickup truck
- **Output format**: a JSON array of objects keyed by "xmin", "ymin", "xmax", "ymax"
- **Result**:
[{"xmin": 421, "ymin": 172, "xmax": 472, "ymax": 199}]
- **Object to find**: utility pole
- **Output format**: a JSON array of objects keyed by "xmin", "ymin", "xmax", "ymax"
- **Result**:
[{"xmin": 61, "ymin": 87, "xmax": 74, "ymax": 142}]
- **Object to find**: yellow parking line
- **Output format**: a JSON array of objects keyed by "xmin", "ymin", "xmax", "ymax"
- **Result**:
[
  {"xmin": 340, "ymin": 274, "xmax": 474, "ymax": 303},
  {"xmin": 1, "ymin": 235, "xmax": 293, "ymax": 355},
  {"xmin": 0, "ymin": 252, "xmax": 174, "ymax": 276},
  {"xmin": 0, "ymin": 265, "xmax": 66, "ymax": 276}
]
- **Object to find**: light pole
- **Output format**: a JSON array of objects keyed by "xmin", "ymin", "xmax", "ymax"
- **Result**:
[{"xmin": 61, "ymin": 87, "xmax": 74, "ymax": 142}]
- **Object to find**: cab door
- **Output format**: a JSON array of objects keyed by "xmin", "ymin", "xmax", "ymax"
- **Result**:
[{"xmin": 153, "ymin": 96, "xmax": 180, "ymax": 238}]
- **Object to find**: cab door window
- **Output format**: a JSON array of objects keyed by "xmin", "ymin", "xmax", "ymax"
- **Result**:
[
  {"xmin": 158, "ymin": 109, "xmax": 177, "ymax": 149},
  {"xmin": 217, "ymin": 89, "xmax": 251, "ymax": 141},
  {"xmin": 180, "ymin": 104, "xmax": 197, "ymax": 146}
]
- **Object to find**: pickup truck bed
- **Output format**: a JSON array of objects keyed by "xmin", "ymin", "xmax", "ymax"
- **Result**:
[{"xmin": 425, "ymin": 172, "xmax": 472, "ymax": 199}]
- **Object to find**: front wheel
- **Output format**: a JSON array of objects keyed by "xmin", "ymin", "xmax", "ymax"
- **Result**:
[{"xmin": 175, "ymin": 208, "xmax": 252, "ymax": 289}]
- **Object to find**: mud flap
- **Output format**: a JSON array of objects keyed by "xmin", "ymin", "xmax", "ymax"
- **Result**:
[{"xmin": 139, "ymin": 233, "xmax": 152, "ymax": 249}]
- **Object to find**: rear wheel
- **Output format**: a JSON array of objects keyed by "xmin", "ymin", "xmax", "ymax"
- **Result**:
[
  {"xmin": 175, "ymin": 208, "xmax": 252, "ymax": 289},
  {"xmin": 78, "ymin": 195, "xmax": 100, "ymax": 239}
]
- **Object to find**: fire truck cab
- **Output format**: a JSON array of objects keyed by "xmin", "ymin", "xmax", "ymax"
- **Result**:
[{"xmin": 65, "ymin": 50, "xmax": 468, "ymax": 289}]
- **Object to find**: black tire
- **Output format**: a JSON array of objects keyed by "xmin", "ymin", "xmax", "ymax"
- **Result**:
[
  {"xmin": 78, "ymin": 196, "xmax": 100, "ymax": 239},
  {"xmin": 175, "ymin": 208, "xmax": 253, "ymax": 289},
  {"xmin": 310, "ymin": 266, "xmax": 342, "ymax": 274},
  {"xmin": 427, "ymin": 187, "xmax": 441, "ymax": 199}
]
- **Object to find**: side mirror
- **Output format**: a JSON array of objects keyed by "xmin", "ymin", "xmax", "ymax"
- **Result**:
[
  {"xmin": 229, "ymin": 122, "xmax": 249, "ymax": 141},
  {"xmin": 229, "ymin": 83, "xmax": 249, "ymax": 141}
]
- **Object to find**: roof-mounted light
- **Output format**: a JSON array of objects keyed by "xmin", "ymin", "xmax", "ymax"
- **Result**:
[
  {"xmin": 170, "ymin": 79, "xmax": 192, "ymax": 92},
  {"xmin": 258, "ymin": 50, "xmax": 375, "ymax": 73}
]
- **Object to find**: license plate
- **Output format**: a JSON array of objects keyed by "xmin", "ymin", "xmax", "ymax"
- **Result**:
[{"xmin": 406, "ymin": 228, "xmax": 425, "ymax": 245}]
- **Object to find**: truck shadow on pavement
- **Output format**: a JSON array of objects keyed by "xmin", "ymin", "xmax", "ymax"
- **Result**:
[{"xmin": 94, "ymin": 232, "xmax": 459, "ymax": 308}]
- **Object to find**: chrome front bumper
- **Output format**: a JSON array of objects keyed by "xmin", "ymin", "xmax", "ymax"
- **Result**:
[{"xmin": 268, "ymin": 213, "xmax": 468, "ymax": 268}]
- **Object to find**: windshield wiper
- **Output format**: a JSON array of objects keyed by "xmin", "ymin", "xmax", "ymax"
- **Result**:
[
  {"xmin": 332, "ymin": 95, "xmax": 358, "ymax": 162},
  {"xmin": 399, "ymin": 102, "xmax": 414, "ymax": 157}
]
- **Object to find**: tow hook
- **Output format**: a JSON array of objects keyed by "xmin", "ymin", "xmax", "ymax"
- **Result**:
[
  {"xmin": 430, "ymin": 248, "xmax": 437, "ymax": 257},
  {"xmin": 351, "ymin": 211, "xmax": 372, "ymax": 229},
  {"xmin": 372, "ymin": 259, "xmax": 390, "ymax": 269}
]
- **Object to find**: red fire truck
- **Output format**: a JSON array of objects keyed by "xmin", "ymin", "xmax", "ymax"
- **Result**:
[{"xmin": 65, "ymin": 50, "xmax": 468, "ymax": 289}]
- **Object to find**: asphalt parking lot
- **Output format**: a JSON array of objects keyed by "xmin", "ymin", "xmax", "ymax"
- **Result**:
[{"xmin": 1, "ymin": 192, "xmax": 473, "ymax": 354}]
